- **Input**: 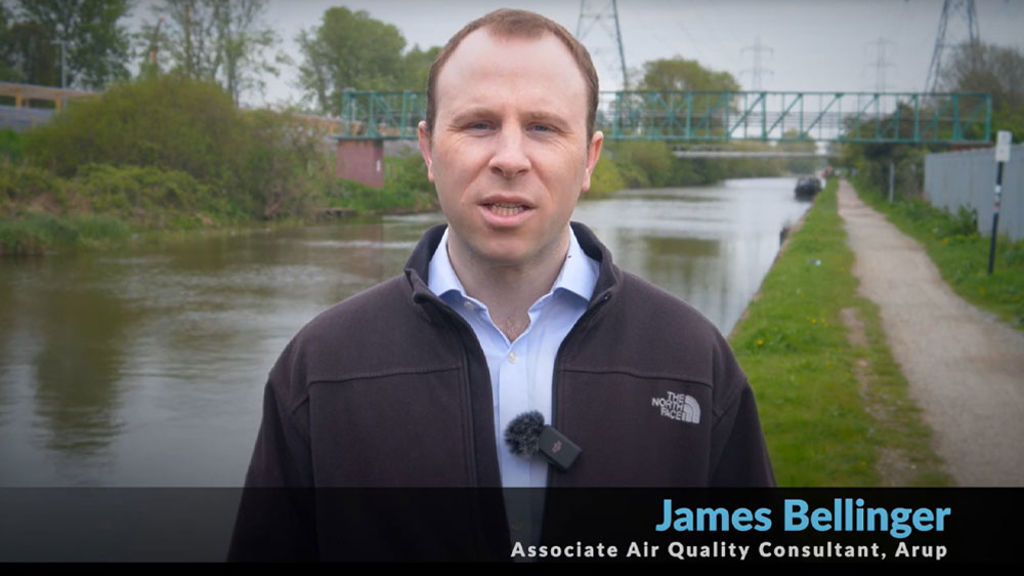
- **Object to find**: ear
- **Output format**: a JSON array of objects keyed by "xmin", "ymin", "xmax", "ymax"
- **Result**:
[
  {"xmin": 581, "ymin": 130, "xmax": 604, "ymax": 194},
  {"xmin": 417, "ymin": 121, "xmax": 435, "ymax": 182}
]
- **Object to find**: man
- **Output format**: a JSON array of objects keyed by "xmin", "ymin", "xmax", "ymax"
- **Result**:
[{"xmin": 231, "ymin": 8, "xmax": 773, "ymax": 561}]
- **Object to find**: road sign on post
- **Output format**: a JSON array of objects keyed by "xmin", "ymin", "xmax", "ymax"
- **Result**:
[
  {"xmin": 995, "ymin": 131, "xmax": 1012, "ymax": 163},
  {"xmin": 989, "ymin": 131, "xmax": 1012, "ymax": 275}
]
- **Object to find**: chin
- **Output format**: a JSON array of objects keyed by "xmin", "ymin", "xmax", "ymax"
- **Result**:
[{"xmin": 468, "ymin": 242, "xmax": 535, "ymax": 267}]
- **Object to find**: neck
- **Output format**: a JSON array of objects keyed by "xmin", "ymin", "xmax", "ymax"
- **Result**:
[{"xmin": 447, "ymin": 230, "xmax": 570, "ymax": 341}]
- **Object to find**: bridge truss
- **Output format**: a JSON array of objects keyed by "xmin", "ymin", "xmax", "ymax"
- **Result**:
[{"xmin": 336, "ymin": 90, "xmax": 991, "ymax": 145}]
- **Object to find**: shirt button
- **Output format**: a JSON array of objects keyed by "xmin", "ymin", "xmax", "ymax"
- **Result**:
[
  {"xmin": 463, "ymin": 301, "xmax": 475, "ymax": 311},
  {"xmin": 508, "ymin": 352, "xmax": 518, "ymax": 364}
]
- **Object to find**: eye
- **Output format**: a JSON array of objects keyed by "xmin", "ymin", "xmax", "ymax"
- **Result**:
[
  {"xmin": 529, "ymin": 123, "xmax": 554, "ymax": 133},
  {"xmin": 464, "ymin": 121, "xmax": 494, "ymax": 132}
]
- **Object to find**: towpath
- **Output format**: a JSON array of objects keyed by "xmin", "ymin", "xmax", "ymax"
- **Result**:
[{"xmin": 837, "ymin": 180, "xmax": 1024, "ymax": 486}]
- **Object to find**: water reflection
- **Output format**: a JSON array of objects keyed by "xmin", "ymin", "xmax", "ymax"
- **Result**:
[
  {"xmin": 0, "ymin": 178, "xmax": 806, "ymax": 486},
  {"xmin": 33, "ymin": 287, "xmax": 130, "ymax": 453},
  {"xmin": 576, "ymin": 178, "xmax": 806, "ymax": 333},
  {"xmin": 0, "ymin": 262, "xmax": 17, "ymax": 426}
]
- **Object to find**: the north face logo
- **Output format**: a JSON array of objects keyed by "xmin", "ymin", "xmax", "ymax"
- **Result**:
[{"xmin": 651, "ymin": 391, "xmax": 701, "ymax": 424}]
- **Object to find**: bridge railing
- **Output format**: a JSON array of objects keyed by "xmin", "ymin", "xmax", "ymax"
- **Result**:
[
  {"xmin": 599, "ymin": 91, "xmax": 991, "ymax": 144},
  {"xmin": 338, "ymin": 91, "xmax": 426, "ymax": 140},
  {"xmin": 336, "ymin": 90, "xmax": 991, "ymax": 145}
]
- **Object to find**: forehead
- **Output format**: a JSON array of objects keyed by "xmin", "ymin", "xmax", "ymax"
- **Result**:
[{"xmin": 434, "ymin": 29, "xmax": 589, "ymax": 123}]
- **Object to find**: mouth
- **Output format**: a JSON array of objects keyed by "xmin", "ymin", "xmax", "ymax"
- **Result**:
[{"xmin": 485, "ymin": 202, "xmax": 529, "ymax": 217}]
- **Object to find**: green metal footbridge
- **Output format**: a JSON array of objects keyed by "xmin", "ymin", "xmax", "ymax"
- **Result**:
[{"xmin": 336, "ymin": 90, "xmax": 992, "ymax": 145}]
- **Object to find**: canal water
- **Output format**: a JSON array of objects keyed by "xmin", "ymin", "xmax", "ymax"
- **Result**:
[{"xmin": 0, "ymin": 177, "xmax": 810, "ymax": 486}]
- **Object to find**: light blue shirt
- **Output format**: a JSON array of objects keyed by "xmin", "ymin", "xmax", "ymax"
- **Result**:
[{"xmin": 427, "ymin": 227, "xmax": 599, "ymax": 488}]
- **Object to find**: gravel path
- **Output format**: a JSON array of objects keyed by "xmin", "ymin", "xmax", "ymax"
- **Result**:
[{"xmin": 838, "ymin": 180, "xmax": 1024, "ymax": 486}]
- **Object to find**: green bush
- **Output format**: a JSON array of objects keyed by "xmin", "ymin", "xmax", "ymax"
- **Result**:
[
  {"xmin": 381, "ymin": 153, "xmax": 437, "ymax": 211},
  {"xmin": 598, "ymin": 140, "xmax": 779, "ymax": 190},
  {"xmin": 844, "ymin": 144, "xmax": 930, "ymax": 203},
  {"xmin": 234, "ymin": 108, "xmax": 329, "ymax": 220},
  {"xmin": 20, "ymin": 75, "xmax": 330, "ymax": 221},
  {"xmin": 613, "ymin": 157, "xmax": 650, "ymax": 189},
  {"xmin": 384, "ymin": 153, "xmax": 432, "ymax": 195},
  {"xmin": 612, "ymin": 141, "xmax": 674, "ymax": 188},
  {"xmin": 587, "ymin": 154, "xmax": 625, "ymax": 198},
  {"xmin": 891, "ymin": 199, "xmax": 978, "ymax": 241},
  {"xmin": 73, "ymin": 164, "xmax": 232, "ymax": 228},
  {"xmin": 24, "ymin": 75, "xmax": 242, "ymax": 184},
  {"xmin": 0, "ymin": 129, "xmax": 23, "ymax": 163},
  {"xmin": 947, "ymin": 205, "xmax": 979, "ymax": 238},
  {"xmin": 0, "ymin": 211, "xmax": 130, "ymax": 256},
  {"xmin": 0, "ymin": 163, "xmax": 68, "ymax": 212}
]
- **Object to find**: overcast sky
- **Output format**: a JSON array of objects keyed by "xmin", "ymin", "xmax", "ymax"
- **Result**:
[{"xmin": 136, "ymin": 0, "xmax": 1024, "ymax": 108}]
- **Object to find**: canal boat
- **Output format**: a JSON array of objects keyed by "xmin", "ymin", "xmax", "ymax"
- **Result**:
[{"xmin": 794, "ymin": 176, "xmax": 822, "ymax": 201}]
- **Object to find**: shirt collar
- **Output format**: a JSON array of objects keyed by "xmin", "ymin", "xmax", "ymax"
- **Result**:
[
  {"xmin": 427, "ymin": 227, "xmax": 466, "ymax": 302},
  {"xmin": 427, "ymin": 227, "xmax": 598, "ymax": 305}
]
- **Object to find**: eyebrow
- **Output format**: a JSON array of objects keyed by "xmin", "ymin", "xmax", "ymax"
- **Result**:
[
  {"xmin": 447, "ymin": 107, "xmax": 499, "ymax": 126},
  {"xmin": 522, "ymin": 111, "xmax": 572, "ymax": 130}
]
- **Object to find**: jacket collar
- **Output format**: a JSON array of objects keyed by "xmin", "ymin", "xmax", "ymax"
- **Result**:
[{"xmin": 404, "ymin": 222, "xmax": 622, "ymax": 308}]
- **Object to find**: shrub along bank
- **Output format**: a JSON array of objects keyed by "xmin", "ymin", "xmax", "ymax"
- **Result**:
[
  {"xmin": 729, "ymin": 178, "xmax": 950, "ymax": 486},
  {"xmin": 587, "ymin": 140, "xmax": 811, "ymax": 198},
  {"xmin": 0, "ymin": 79, "xmax": 441, "ymax": 255}
]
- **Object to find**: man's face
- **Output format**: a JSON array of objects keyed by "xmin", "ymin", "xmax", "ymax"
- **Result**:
[{"xmin": 418, "ymin": 29, "xmax": 603, "ymax": 272}]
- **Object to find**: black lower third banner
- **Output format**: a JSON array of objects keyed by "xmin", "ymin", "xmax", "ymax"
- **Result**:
[{"xmin": 0, "ymin": 488, "xmax": 1020, "ymax": 564}]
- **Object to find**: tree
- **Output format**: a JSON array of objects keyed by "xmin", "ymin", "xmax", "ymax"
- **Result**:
[
  {"xmin": 140, "ymin": 0, "xmax": 282, "ymax": 104},
  {"xmin": 141, "ymin": 0, "xmax": 218, "ymax": 82},
  {"xmin": 296, "ymin": 7, "xmax": 408, "ymax": 114},
  {"xmin": 637, "ymin": 57, "xmax": 740, "ymax": 93},
  {"xmin": 13, "ymin": 0, "xmax": 131, "ymax": 90},
  {"xmin": 214, "ymin": 0, "xmax": 283, "ymax": 104},
  {"xmin": 1, "ymin": 20, "xmax": 57, "ymax": 86},
  {"xmin": 402, "ymin": 44, "xmax": 440, "ymax": 93},
  {"xmin": 0, "ymin": 4, "xmax": 23, "ymax": 82},
  {"xmin": 939, "ymin": 41, "xmax": 1024, "ymax": 137},
  {"xmin": 634, "ymin": 56, "xmax": 741, "ymax": 141}
]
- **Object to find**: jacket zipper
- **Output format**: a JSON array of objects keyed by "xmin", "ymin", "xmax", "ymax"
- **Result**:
[
  {"xmin": 437, "ymin": 305, "xmax": 481, "ymax": 487},
  {"xmin": 546, "ymin": 291, "xmax": 613, "ymax": 488}
]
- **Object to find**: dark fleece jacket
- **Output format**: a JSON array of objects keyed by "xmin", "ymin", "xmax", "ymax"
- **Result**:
[{"xmin": 229, "ymin": 222, "xmax": 774, "ymax": 561}]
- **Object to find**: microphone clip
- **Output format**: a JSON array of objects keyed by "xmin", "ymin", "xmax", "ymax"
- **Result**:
[{"xmin": 537, "ymin": 426, "xmax": 582, "ymax": 472}]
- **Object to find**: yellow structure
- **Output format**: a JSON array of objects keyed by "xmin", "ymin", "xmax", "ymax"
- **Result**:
[{"xmin": 0, "ymin": 82, "xmax": 95, "ymax": 111}]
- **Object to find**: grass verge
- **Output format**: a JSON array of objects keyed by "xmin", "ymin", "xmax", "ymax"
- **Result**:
[
  {"xmin": 729, "ymin": 179, "xmax": 951, "ymax": 486},
  {"xmin": 0, "ymin": 212, "xmax": 132, "ymax": 255},
  {"xmin": 854, "ymin": 177, "xmax": 1024, "ymax": 330}
]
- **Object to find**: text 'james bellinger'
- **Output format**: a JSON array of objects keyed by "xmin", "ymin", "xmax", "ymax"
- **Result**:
[{"xmin": 655, "ymin": 498, "xmax": 951, "ymax": 539}]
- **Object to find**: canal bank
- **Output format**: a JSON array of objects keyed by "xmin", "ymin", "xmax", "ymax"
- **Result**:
[{"xmin": 729, "ymin": 179, "xmax": 951, "ymax": 486}]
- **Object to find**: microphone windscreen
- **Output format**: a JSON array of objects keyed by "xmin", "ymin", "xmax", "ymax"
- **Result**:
[{"xmin": 504, "ymin": 410, "xmax": 545, "ymax": 457}]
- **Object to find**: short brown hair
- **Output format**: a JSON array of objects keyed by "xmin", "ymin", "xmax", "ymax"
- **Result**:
[{"xmin": 424, "ymin": 9, "xmax": 599, "ymax": 140}]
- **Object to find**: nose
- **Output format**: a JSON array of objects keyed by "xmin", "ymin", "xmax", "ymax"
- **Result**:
[{"xmin": 488, "ymin": 127, "xmax": 531, "ymax": 178}]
